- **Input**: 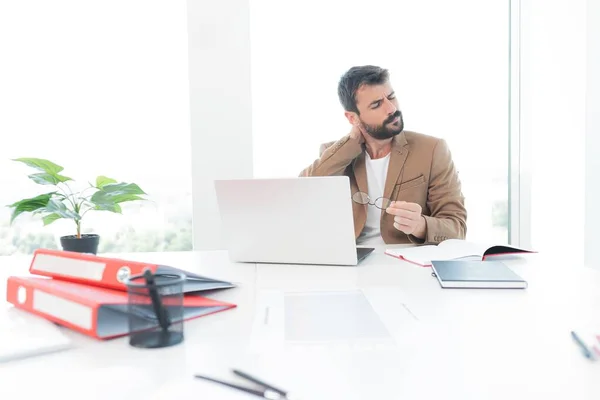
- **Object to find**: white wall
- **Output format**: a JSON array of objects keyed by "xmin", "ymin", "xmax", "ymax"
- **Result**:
[
  {"xmin": 585, "ymin": 0, "xmax": 600, "ymax": 269},
  {"xmin": 187, "ymin": 0, "xmax": 253, "ymax": 250},
  {"xmin": 520, "ymin": 0, "xmax": 586, "ymax": 263}
]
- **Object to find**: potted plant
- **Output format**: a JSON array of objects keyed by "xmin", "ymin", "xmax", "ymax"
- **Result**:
[{"xmin": 6, "ymin": 158, "xmax": 148, "ymax": 255}]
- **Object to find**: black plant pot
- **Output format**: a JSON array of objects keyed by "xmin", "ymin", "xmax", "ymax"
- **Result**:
[{"xmin": 60, "ymin": 234, "xmax": 100, "ymax": 255}]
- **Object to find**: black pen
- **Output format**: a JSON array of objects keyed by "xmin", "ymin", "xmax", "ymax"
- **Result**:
[
  {"xmin": 571, "ymin": 330, "xmax": 594, "ymax": 360},
  {"xmin": 143, "ymin": 268, "xmax": 171, "ymax": 331}
]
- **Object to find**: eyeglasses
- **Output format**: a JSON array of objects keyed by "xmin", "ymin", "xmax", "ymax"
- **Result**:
[
  {"xmin": 352, "ymin": 191, "xmax": 392, "ymax": 210},
  {"xmin": 194, "ymin": 369, "xmax": 298, "ymax": 399}
]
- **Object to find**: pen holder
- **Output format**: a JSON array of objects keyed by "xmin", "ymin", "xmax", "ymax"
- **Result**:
[{"xmin": 124, "ymin": 271, "xmax": 185, "ymax": 349}]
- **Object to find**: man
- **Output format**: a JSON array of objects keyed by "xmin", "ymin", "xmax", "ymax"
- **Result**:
[{"xmin": 300, "ymin": 65, "xmax": 467, "ymax": 245}]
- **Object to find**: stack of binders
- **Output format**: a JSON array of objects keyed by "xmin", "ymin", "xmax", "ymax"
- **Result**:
[{"xmin": 5, "ymin": 249, "xmax": 237, "ymax": 340}]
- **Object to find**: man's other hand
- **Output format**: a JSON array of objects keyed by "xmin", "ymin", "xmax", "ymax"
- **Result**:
[{"xmin": 386, "ymin": 201, "xmax": 426, "ymax": 239}]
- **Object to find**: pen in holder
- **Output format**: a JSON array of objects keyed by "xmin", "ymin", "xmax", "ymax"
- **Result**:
[{"xmin": 124, "ymin": 268, "xmax": 185, "ymax": 349}]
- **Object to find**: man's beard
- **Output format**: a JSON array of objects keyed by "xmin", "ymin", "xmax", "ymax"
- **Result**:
[{"xmin": 362, "ymin": 110, "xmax": 404, "ymax": 140}]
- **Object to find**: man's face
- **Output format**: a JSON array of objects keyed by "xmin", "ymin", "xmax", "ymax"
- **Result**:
[{"xmin": 353, "ymin": 81, "xmax": 404, "ymax": 140}]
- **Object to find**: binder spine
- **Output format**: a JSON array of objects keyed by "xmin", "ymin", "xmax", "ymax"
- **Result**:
[
  {"xmin": 6, "ymin": 278, "xmax": 97, "ymax": 338},
  {"xmin": 30, "ymin": 252, "xmax": 107, "ymax": 281}
]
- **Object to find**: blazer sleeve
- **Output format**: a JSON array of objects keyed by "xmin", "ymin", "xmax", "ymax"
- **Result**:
[
  {"xmin": 410, "ymin": 138, "xmax": 467, "ymax": 244},
  {"xmin": 299, "ymin": 135, "xmax": 363, "ymax": 177}
]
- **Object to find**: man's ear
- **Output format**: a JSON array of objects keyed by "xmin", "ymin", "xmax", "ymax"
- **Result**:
[{"xmin": 344, "ymin": 111, "xmax": 359, "ymax": 126}]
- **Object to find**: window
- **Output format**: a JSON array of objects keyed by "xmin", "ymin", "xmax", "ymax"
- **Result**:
[
  {"xmin": 250, "ymin": 0, "xmax": 511, "ymax": 243},
  {"xmin": 0, "ymin": 1, "xmax": 192, "ymax": 255},
  {"xmin": 520, "ymin": 0, "xmax": 586, "ymax": 260}
]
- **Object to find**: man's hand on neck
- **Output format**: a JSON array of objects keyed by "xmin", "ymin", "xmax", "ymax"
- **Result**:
[{"xmin": 364, "ymin": 136, "xmax": 393, "ymax": 159}]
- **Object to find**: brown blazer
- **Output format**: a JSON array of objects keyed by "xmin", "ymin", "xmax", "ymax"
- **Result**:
[{"xmin": 299, "ymin": 130, "xmax": 467, "ymax": 245}]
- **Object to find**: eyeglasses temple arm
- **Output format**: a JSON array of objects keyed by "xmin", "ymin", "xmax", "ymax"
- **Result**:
[
  {"xmin": 194, "ymin": 374, "xmax": 266, "ymax": 398},
  {"xmin": 233, "ymin": 369, "xmax": 288, "ymax": 396}
]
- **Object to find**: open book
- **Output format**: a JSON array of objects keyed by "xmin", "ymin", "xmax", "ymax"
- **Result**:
[{"xmin": 385, "ymin": 239, "xmax": 535, "ymax": 267}]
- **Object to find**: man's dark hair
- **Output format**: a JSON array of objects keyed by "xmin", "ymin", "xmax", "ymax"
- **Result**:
[{"xmin": 337, "ymin": 65, "xmax": 390, "ymax": 114}]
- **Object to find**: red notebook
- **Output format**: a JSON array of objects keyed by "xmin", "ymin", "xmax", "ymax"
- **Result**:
[
  {"xmin": 6, "ymin": 276, "xmax": 236, "ymax": 340},
  {"xmin": 28, "ymin": 248, "xmax": 235, "ymax": 293},
  {"xmin": 385, "ymin": 239, "xmax": 535, "ymax": 267}
]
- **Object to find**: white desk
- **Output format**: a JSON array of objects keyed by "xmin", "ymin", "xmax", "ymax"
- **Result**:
[{"xmin": 0, "ymin": 248, "xmax": 599, "ymax": 399}]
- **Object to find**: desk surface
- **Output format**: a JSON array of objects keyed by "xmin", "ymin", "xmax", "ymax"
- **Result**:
[{"xmin": 1, "ymin": 247, "xmax": 599, "ymax": 399}]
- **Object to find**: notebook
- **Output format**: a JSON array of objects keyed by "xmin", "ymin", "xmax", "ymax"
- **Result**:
[
  {"xmin": 430, "ymin": 260, "xmax": 528, "ymax": 289},
  {"xmin": 385, "ymin": 239, "xmax": 534, "ymax": 267},
  {"xmin": 0, "ymin": 306, "xmax": 72, "ymax": 363}
]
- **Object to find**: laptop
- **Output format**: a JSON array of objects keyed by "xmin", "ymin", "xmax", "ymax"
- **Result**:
[{"xmin": 214, "ymin": 176, "xmax": 374, "ymax": 266}]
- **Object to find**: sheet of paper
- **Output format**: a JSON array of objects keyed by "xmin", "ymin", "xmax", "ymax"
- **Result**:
[
  {"xmin": 249, "ymin": 289, "xmax": 400, "ymax": 354},
  {"xmin": 0, "ymin": 306, "xmax": 72, "ymax": 363}
]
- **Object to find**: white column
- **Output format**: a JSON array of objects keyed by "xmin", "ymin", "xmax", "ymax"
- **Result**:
[
  {"xmin": 187, "ymin": 0, "xmax": 253, "ymax": 250},
  {"xmin": 585, "ymin": 0, "xmax": 600, "ymax": 269}
]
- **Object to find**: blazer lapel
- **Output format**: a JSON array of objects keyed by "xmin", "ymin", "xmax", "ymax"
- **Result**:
[
  {"xmin": 383, "ymin": 132, "xmax": 409, "ymax": 202},
  {"xmin": 352, "ymin": 152, "xmax": 368, "ymax": 195},
  {"xmin": 351, "ymin": 152, "xmax": 368, "ymax": 237}
]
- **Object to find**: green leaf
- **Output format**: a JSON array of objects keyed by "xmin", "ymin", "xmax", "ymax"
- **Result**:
[
  {"xmin": 28, "ymin": 172, "xmax": 72, "ymax": 185},
  {"xmin": 100, "ymin": 182, "xmax": 146, "ymax": 195},
  {"xmin": 90, "ymin": 191, "xmax": 144, "ymax": 207},
  {"xmin": 7, "ymin": 192, "xmax": 56, "ymax": 223},
  {"xmin": 96, "ymin": 176, "xmax": 117, "ymax": 189},
  {"xmin": 13, "ymin": 158, "xmax": 64, "ymax": 175},
  {"xmin": 89, "ymin": 182, "xmax": 147, "ymax": 211},
  {"xmin": 44, "ymin": 198, "xmax": 81, "ymax": 221},
  {"xmin": 94, "ymin": 203, "xmax": 122, "ymax": 213},
  {"xmin": 42, "ymin": 213, "xmax": 62, "ymax": 226}
]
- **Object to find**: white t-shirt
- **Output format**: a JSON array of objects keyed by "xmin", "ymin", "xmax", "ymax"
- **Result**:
[{"xmin": 356, "ymin": 153, "xmax": 390, "ymax": 245}]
